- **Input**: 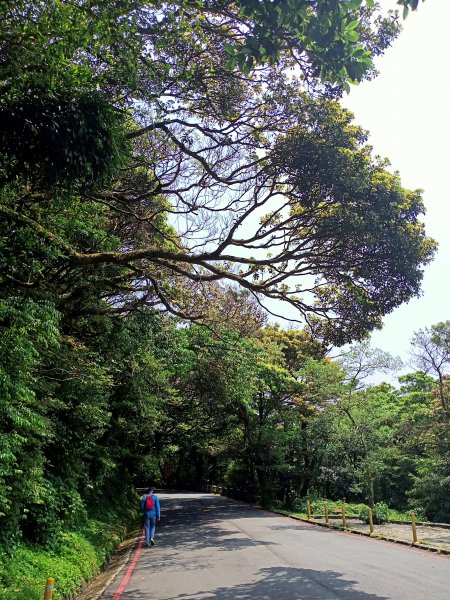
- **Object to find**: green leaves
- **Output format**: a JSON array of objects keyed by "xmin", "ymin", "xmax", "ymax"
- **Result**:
[
  {"xmin": 398, "ymin": 0, "xmax": 423, "ymax": 19},
  {"xmin": 269, "ymin": 97, "xmax": 435, "ymax": 343},
  {"xmin": 0, "ymin": 297, "xmax": 60, "ymax": 544},
  {"xmin": 221, "ymin": 0, "xmax": 397, "ymax": 86},
  {"xmin": 0, "ymin": 0, "xmax": 437, "ymax": 546},
  {"xmin": 0, "ymin": 88, "xmax": 128, "ymax": 190},
  {"xmin": 410, "ymin": 321, "xmax": 450, "ymax": 412}
]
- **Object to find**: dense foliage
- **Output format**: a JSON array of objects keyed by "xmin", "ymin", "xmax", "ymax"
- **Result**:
[
  {"xmin": 1, "ymin": 0, "xmax": 435, "ymax": 343},
  {"xmin": 1, "ymin": 1, "xmax": 447, "ymax": 596}
]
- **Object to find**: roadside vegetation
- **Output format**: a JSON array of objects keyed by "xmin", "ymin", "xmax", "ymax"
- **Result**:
[
  {"xmin": 276, "ymin": 499, "xmax": 426, "ymax": 524},
  {"xmin": 1, "ymin": 1, "xmax": 447, "ymax": 598},
  {"xmin": 0, "ymin": 500, "xmax": 137, "ymax": 600}
]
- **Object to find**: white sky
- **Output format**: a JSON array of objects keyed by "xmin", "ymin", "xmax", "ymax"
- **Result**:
[{"xmin": 340, "ymin": 0, "xmax": 450, "ymax": 369}]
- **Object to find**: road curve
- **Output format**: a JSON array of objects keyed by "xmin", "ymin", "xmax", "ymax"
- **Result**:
[{"xmin": 101, "ymin": 492, "xmax": 450, "ymax": 600}]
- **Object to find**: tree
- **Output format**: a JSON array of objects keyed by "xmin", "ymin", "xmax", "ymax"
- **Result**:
[
  {"xmin": 2, "ymin": 1, "xmax": 400, "ymax": 91},
  {"xmin": 408, "ymin": 422, "xmax": 450, "ymax": 522},
  {"xmin": 257, "ymin": 325, "xmax": 327, "ymax": 372},
  {"xmin": 1, "ymin": 1, "xmax": 435, "ymax": 344},
  {"xmin": 398, "ymin": 372, "xmax": 450, "ymax": 522},
  {"xmin": 388, "ymin": 372, "xmax": 435, "ymax": 509},
  {"xmin": 410, "ymin": 322, "xmax": 450, "ymax": 412},
  {"xmin": 0, "ymin": 298, "xmax": 59, "ymax": 547},
  {"xmin": 0, "ymin": 0, "xmax": 442, "ymax": 548},
  {"xmin": 284, "ymin": 356, "xmax": 346, "ymax": 500},
  {"xmin": 317, "ymin": 383, "xmax": 401, "ymax": 507},
  {"xmin": 338, "ymin": 340, "xmax": 403, "ymax": 390},
  {"xmin": 315, "ymin": 342, "xmax": 403, "ymax": 506}
]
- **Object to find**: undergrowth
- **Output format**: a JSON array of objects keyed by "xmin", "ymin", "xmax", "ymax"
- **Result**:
[
  {"xmin": 0, "ymin": 513, "xmax": 137, "ymax": 599},
  {"xmin": 277, "ymin": 497, "xmax": 426, "ymax": 523}
]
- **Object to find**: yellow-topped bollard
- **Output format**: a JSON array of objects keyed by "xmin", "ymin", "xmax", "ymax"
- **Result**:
[
  {"xmin": 411, "ymin": 512, "xmax": 418, "ymax": 544},
  {"xmin": 341, "ymin": 504, "xmax": 347, "ymax": 528},
  {"xmin": 44, "ymin": 577, "xmax": 55, "ymax": 600},
  {"xmin": 368, "ymin": 507, "xmax": 374, "ymax": 535},
  {"xmin": 324, "ymin": 504, "xmax": 329, "ymax": 524}
]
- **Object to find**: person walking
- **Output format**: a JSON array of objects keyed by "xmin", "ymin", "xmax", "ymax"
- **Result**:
[{"xmin": 140, "ymin": 487, "xmax": 161, "ymax": 547}]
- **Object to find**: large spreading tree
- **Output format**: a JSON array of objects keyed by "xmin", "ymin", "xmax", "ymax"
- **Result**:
[
  {"xmin": 1, "ymin": 0, "xmax": 445, "ymax": 557},
  {"xmin": 0, "ymin": 0, "xmax": 435, "ymax": 344}
]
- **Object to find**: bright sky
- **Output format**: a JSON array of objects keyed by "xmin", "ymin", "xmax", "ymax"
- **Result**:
[{"xmin": 340, "ymin": 0, "xmax": 450, "ymax": 370}]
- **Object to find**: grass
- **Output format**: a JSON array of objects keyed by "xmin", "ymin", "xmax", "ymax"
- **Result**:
[
  {"xmin": 276, "ymin": 498, "xmax": 425, "ymax": 523},
  {"xmin": 386, "ymin": 508, "xmax": 426, "ymax": 522},
  {"xmin": 0, "ymin": 516, "xmax": 135, "ymax": 600}
]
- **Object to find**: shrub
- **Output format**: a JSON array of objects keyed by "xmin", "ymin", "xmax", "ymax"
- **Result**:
[
  {"xmin": 0, "ymin": 516, "xmax": 134, "ymax": 599},
  {"xmin": 292, "ymin": 498, "xmax": 366, "ymax": 516},
  {"xmin": 359, "ymin": 502, "xmax": 389, "ymax": 525}
]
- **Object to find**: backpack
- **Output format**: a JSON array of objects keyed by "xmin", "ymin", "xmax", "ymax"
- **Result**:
[{"xmin": 144, "ymin": 494, "xmax": 155, "ymax": 511}]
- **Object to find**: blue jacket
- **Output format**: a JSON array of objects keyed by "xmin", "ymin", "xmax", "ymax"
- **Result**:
[{"xmin": 141, "ymin": 493, "xmax": 160, "ymax": 519}]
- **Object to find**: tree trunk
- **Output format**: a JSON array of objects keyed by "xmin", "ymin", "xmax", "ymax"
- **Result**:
[
  {"xmin": 257, "ymin": 468, "xmax": 272, "ymax": 508},
  {"xmin": 367, "ymin": 476, "xmax": 374, "ymax": 508},
  {"xmin": 298, "ymin": 475, "xmax": 310, "ymax": 498}
]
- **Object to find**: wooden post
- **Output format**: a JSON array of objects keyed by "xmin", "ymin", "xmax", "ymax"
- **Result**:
[
  {"xmin": 341, "ymin": 504, "xmax": 347, "ymax": 528},
  {"xmin": 324, "ymin": 504, "xmax": 329, "ymax": 524},
  {"xmin": 306, "ymin": 499, "xmax": 312, "ymax": 520},
  {"xmin": 411, "ymin": 512, "xmax": 418, "ymax": 543},
  {"xmin": 368, "ymin": 507, "xmax": 374, "ymax": 535},
  {"xmin": 44, "ymin": 578, "xmax": 55, "ymax": 600}
]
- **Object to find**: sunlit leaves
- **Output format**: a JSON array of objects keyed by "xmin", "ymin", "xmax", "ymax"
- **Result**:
[{"xmin": 229, "ymin": 0, "xmax": 395, "ymax": 86}]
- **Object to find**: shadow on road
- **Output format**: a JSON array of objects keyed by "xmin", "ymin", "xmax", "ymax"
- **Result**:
[
  {"xmin": 142, "ymin": 494, "xmax": 278, "ymax": 573},
  {"xmin": 130, "ymin": 494, "xmax": 390, "ymax": 598},
  {"xmin": 118, "ymin": 565, "xmax": 390, "ymax": 600},
  {"xmin": 100, "ymin": 493, "xmax": 449, "ymax": 600}
]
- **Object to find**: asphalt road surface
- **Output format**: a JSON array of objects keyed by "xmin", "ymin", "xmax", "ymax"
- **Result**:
[{"xmin": 102, "ymin": 492, "xmax": 450, "ymax": 600}]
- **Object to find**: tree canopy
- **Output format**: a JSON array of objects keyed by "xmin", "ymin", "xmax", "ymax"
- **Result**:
[
  {"xmin": 410, "ymin": 321, "xmax": 450, "ymax": 413},
  {"xmin": 0, "ymin": 0, "xmax": 435, "ymax": 343},
  {"xmin": 2, "ymin": 0, "xmax": 448, "ymax": 568}
]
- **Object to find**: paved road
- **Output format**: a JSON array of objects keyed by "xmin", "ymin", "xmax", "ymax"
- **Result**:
[{"xmin": 102, "ymin": 492, "xmax": 450, "ymax": 600}]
